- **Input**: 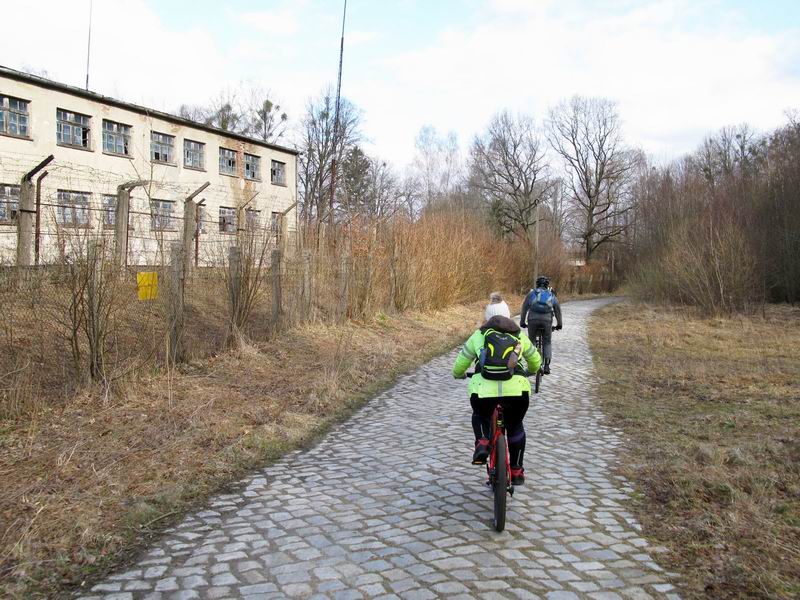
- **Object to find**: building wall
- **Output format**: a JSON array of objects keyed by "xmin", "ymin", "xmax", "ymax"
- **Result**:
[{"xmin": 0, "ymin": 74, "xmax": 298, "ymax": 266}]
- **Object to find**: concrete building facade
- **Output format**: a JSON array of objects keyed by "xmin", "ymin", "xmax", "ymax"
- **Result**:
[{"xmin": 0, "ymin": 65, "xmax": 298, "ymax": 266}]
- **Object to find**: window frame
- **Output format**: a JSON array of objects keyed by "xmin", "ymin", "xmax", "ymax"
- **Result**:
[
  {"xmin": 244, "ymin": 153, "xmax": 261, "ymax": 181},
  {"xmin": 56, "ymin": 109, "xmax": 92, "ymax": 150},
  {"xmin": 219, "ymin": 206, "xmax": 237, "ymax": 234},
  {"xmin": 245, "ymin": 208, "xmax": 261, "ymax": 231},
  {"xmin": 270, "ymin": 211, "xmax": 283, "ymax": 242},
  {"xmin": 219, "ymin": 147, "xmax": 238, "ymax": 176},
  {"xmin": 102, "ymin": 119, "xmax": 132, "ymax": 157},
  {"xmin": 55, "ymin": 190, "xmax": 91, "ymax": 228},
  {"xmin": 150, "ymin": 131, "xmax": 176, "ymax": 164},
  {"xmin": 270, "ymin": 160, "xmax": 287, "ymax": 186},
  {"xmin": 0, "ymin": 95, "xmax": 30, "ymax": 139},
  {"xmin": 150, "ymin": 199, "xmax": 177, "ymax": 231},
  {"xmin": 0, "ymin": 183, "xmax": 21, "ymax": 224},
  {"xmin": 102, "ymin": 194, "xmax": 117, "ymax": 229},
  {"xmin": 184, "ymin": 139, "xmax": 205, "ymax": 170}
]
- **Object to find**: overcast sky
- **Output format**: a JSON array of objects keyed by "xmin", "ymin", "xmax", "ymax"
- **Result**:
[{"xmin": 2, "ymin": 0, "xmax": 799, "ymax": 166}]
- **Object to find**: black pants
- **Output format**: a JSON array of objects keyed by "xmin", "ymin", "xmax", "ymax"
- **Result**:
[
  {"xmin": 470, "ymin": 393, "xmax": 529, "ymax": 468},
  {"xmin": 528, "ymin": 318, "xmax": 553, "ymax": 361}
]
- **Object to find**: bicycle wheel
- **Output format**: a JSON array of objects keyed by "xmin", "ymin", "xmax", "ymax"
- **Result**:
[
  {"xmin": 493, "ymin": 435, "xmax": 508, "ymax": 532},
  {"xmin": 535, "ymin": 368, "xmax": 542, "ymax": 394}
]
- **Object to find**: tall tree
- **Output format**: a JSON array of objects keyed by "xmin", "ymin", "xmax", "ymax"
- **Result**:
[
  {"xmin": 412, "ymin": 126, "xmax": 463, "ymax": 209},
  {"xmin": 547, "ymin": 96, "xmax": 635, "ymax": 260},
  {"xmin": 298, "ymin": 89, "xmax": 361, "ymax": 228},
  {"xmin": 470, "ymin": 111, "xmax": 552, "ymax": 240}
]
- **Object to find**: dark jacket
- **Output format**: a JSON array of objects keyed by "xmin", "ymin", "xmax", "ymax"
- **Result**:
[{"xmin": 520, "ymin": 288, "xmax": 562, "ymax": 327}]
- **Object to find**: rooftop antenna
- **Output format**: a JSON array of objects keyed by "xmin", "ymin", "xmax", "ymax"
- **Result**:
[
  {"xmin": 85, "ymin": 0, "xmax": 93, "ymax": 90},
  {"xmin": 328, "ymin": 0, "xmax": 348, "ymax": 236}
]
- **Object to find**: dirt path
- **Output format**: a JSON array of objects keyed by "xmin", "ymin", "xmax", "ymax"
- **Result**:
[{"xmin": 81, "ymin": 298, "xmax": 679, "ymax": 599}]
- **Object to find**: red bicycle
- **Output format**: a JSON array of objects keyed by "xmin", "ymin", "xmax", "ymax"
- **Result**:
[{"xmin": 468, "ymin": 374, "xmax": 514, "ymax": 532}]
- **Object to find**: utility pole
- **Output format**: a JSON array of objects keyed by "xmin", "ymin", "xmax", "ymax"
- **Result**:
[
  {"xmin": 534, "ymin": 202, "xmax": 540, "ymax": 281},
  {"xmin": 327, "ymin": 0, "xmax": 348, "ymax": 241}
]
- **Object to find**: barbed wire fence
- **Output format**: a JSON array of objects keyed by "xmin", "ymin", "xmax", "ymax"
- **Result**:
[{"xmin": 0, "ymin": 152, "xmax": 364, "ymax": 414}]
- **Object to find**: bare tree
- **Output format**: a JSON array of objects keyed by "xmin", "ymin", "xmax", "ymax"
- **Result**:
[
  {"xmin": 470, "ymin": 111, "xmax": 553, "ymax": 240},
  {"xmin": 547, "ymin": 96, "xmax": 635, "ymax": 260},
  {"xmin": 412, "ymin": 126, "xmax": 463, "ymax": 209},
  {"xmin": 298, "ymin": 89, "xmax": 361, "ymax": 229},
  {"xmin": 243, "ymin": 85, "xmax": 288, "ymax": 143}
]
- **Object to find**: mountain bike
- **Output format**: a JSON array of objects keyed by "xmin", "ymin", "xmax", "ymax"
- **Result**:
[{"xmin": 467, "ymin": 373, "xmax": 513, "ymax": 532}]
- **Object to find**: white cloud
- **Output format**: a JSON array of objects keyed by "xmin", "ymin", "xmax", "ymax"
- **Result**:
[{"xmin": 356, "ymin": 0, "xmax": 800, "ymax": 165}]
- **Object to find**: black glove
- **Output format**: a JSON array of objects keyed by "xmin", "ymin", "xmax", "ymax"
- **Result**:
[
  {"xmin": 554, "ymin": 324, "xmax": 562, "ymax": 331},
  {"xmin": 519, "ymin": 322, "xmax": 527, "ymax": 329}
]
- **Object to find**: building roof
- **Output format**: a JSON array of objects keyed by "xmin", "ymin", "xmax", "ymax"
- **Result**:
[{"xmin": 0, "ymin": 64, "xmax": 299, "ymax": 156}]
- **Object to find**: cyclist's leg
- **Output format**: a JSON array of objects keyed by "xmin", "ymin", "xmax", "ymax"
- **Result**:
[
  {"xmin": 542, "ymin": 318, "xmax": 552, "ymax": 362},
  {"xmin": 504, "ymin": 394, "xmax": 530, "ymax": 483},
  {"xmin": 469, "ymin": 394, "xmax": 493, "ymax": 463}
]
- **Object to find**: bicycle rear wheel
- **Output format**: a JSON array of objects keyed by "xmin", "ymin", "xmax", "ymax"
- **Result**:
[
  {"xmin": 493, "ymin": 436, "xmax": 508, "ymax": 532},
  {"xmin": 535, "ymin": 369, "xmax": 542, "ymax": 394}
]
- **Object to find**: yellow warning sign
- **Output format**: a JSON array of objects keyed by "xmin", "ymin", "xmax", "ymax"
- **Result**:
[{"xmin": 137, "ymin": 272, "xmax": 158, "ymax": 301}]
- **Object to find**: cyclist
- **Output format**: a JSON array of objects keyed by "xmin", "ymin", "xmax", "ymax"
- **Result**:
[
  {"xmin": 484, "ymin": 291, "xmax": 511, "ymax": 321},
  {"xmin": 519, "ymin": 276, "xmax": 562, "ymax": 375},
  {"xmin": 452, "ymin": 315, "xmax": 542, "ymax": 485}
]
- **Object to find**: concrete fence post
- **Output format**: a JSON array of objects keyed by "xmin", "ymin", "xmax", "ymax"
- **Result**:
[
  {"xmin": 228, "ymin": 245, "xmax": 242, "ymax": 324},
  {"xmin": 301, "ymin": 250, "xmax": 313, "ymax": 319},
  {"xmin": 338, "ymin": 254, "xmax": 351, "ymax": 321},
  {"xmin": 183, "ymin": 199, "xmax": 196, "ymax": 278},
  {"xmin": 16, "ymin": 180, "xmax": 35, "ymax": 267},
  {"xmin": 168, "ymin": 242, "xmax": 185, "ymax": 364},
  {"xmin": 271, "ymin": 248, "xmax": 282, "ymax": 331},
  {"xmin": 114, "ymin": 188, "xmax": 130, "ymax": 267}
]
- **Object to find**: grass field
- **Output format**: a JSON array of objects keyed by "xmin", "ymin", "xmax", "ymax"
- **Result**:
[
  {"xmin": 0, "ymin": 299, "xmax": 506, "ymax": 599},
  {"xmin": 589, "ymin": 302, "xmax": 800, "ymax": 599}
]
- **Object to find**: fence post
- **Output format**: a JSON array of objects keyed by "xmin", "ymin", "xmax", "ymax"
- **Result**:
[
  {"xmin": 87, "ymin": 240, "xmax": 103, "ymax": 379},
  {"xmin": 338, "ymin": 254, "xmax": 351, "ymax": 321},
  {"xmin": 16, "ymin": 179, "xmax": 35, "ymax": 267},
  {"xmin": 228, "ymin": 245, "xmax": 242, "ymax": 330},
  {"xmin": 271, "ymin": 248, "xmax": 282, "ymax": 331},
  {"xmin": 168, "ymin": 242, "xmax": 185, "ymax": 364},
  {"xmin": 183, "ymin": 198, "xmax": 196, "ymax": 277},
  {"xmin": 301, "ymin": 250, "xmax": 312, "ymax": 319},
  {"xmin": 114, "ymin": 188, "xmax": 130, "ymax": 266}
]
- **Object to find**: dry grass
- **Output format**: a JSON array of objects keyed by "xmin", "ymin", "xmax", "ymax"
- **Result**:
[
  {"xmin": 0, "ymin": 300, "xmax": 494, "ymax": 599},
  {"xmin": 589, "ymin": 302, "xmax": 800, "ymax": 599}
]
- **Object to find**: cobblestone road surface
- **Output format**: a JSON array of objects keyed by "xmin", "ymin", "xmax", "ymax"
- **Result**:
[{"xmin": 83, "ymin": 298, "xmax": 680, "ymax": 599}]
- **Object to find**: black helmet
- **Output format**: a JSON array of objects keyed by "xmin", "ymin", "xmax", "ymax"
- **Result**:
[{"xmin": 535, "ymin": 275, "xmax": 550, "ymax": 288}]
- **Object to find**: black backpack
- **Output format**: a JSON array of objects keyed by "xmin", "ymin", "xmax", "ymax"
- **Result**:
[{"xmin": 479, "ymin": 328, "xmax": 521, "ymax": 381}]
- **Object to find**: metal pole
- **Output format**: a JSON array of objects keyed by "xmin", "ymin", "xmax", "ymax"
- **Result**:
[
  {"xmin": 85, "ymin": 0, "xmax": 93, "ymax": 90},
  {"xmin": 328, "ymin": 0, "xmax": 348, "ymax": 240}
]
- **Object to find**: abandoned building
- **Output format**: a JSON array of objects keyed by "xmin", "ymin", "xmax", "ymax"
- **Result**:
[{"xmin": 0, "ymin": 65, "xmax": 298, "ymax": 266}]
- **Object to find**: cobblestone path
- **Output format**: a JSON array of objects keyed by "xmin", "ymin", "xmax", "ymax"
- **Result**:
[{"xmin": 83, "ymin": 299, "xmax": 680, "ymax": 600}]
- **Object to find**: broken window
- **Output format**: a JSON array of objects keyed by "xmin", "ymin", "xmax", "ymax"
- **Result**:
[
  {"xmin": 151, "ymin": 132, "xmax": 175, "ymax": 163},
  {"xmin": 219, "ymin": 148, "xmax": 237, "ymax": 176},
  {"xmin": 0, "ymin": 183, "xmax": 20, "ymax": 224},
  {"xmin": 56, "ymin": 190, "xmax": 91, "ymax": 227},
  {"xmin": 102, "ymin": 120, "xmax": 131, "ymax": 155},
  {"xmin": 150, "ymin": 199, "xmax": 176, "ymax": 231},
  {"xmin": 271, "ymin": 160, "xmax": 286, "ymax": 185},
  {"xmin": 219, "ymin": 206, "xmax": 237, "ymax": 233},
  {"xmin": 0, "ymin": 95, "xmax": 30, "ymax": 137},
  {"xmin": 184, "ymin": 139, "xmax": 205, "ymax": 169},
  {"xmin": 57, "ymin": 109, "xmax": 91, "ymax": 149},
  {"xmin": 244, "ymin": 153, "xmax": 261, "ymax": 180},
  {"xmin": 246, "ymin": 209, "xmax": 261, "ymax": 231},
  {"xmin": 102, "ymin": 194, "xmax": 116, "ymax": 229}
]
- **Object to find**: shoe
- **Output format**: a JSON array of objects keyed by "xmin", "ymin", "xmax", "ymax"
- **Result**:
[
  {"xmin": 542, "ymin": 361, "xmax": 551, "ymax": 375},
  {"xmin": 511, "ymin": 467, "xmax": 525, "ymax": 486},
  {"xmin": 472, "ymin": 438, "xmax": 490, "ymax": 465}
]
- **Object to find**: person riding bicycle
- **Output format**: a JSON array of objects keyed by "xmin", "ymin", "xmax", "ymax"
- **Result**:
[
  {"xmin": 520, "ymin": 276, "xmax": 562, "ymax": 375},
  {"xmin": 484, "ymin": 291, "xmax": 511, "ymax": 321},
  {"xmin": 452, "ymin": 315, "xmax": 542, "ymax": 485}
]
